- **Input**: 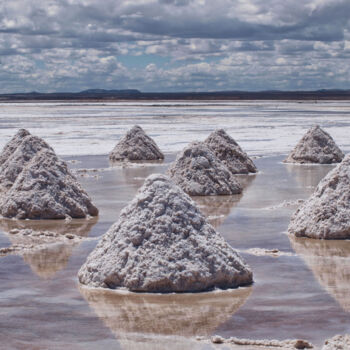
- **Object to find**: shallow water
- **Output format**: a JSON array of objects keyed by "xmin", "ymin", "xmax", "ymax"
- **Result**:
[
  {"xmin": 1, "ymin": 152, "xmax": 350, "ymax": 349},
  {"xmin": 1, "ymin": 100, "xmax": 350, "ymax": 349}
]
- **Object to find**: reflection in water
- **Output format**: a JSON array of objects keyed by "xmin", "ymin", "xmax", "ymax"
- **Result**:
[
  {"xmin": 80, "ymin": 286, "xmax": 251, "ymax": 349},
  {"xmin": 110, "ymin": 159, "xmax": 164, "ymax": 167},
  {"xmin": 22, "ymin": 242, "xmax": 75, "ymax": 279},
  {"xmin": 0, "ymin": 218, "xmax": 97, "ymax": 279},
  {"xmin": 194, "ymin": 194, "xmax": 242, "ymax": 228},
  {"xmin": 0, "ymin": 217, "xmax": 98, "ymax": 238},
  {"xmin": 236, "ymin": 173, "xmax": 257, "ymax": 189},
  {"xmin": 193, "ymin": 174, "xmax": 256, "ymax": 228},
  {"xmin": 284, "ymin": 163, "xmax": 334, "ymax": 190},
  {"xmin": 289, "ymin": 235, "xmax": 350, "ymax": 312},
  {"xmin": 119, "ymin": 162, "xmax": 166, "ymax": 191}
]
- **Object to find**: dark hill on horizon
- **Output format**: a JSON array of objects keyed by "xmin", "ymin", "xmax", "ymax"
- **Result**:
[{"xmin": 1, "ymin": 89, "xmax": 350, "ymax": 101}]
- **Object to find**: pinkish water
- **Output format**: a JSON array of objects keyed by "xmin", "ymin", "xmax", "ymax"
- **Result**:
[{"xmin": 1, "ymin": 153, "xmax": 350, "ymax": 349}]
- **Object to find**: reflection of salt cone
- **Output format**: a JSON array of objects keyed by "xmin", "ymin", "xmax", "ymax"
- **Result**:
[
  {"xmin": 289, "ymin": 235, "xmax": 350, "ymax": 312},
  {"xmin": 284, "ymin": 162, "xmax": 334, "ymax": 190},
  {"xmin": 193, "ymin": 174, "xmax": 255, "ymax": 228},
  {"xmin": 120, "ymin": 165, "xmax": 163, "ymax": 191},
  {"xmin": 0, "ymin": 217, "xmax": 97, "ymax": 238},
  {"xmin": 193, "ymin": 194, "xmax": 242, "ymax": 228},
  {"xmin": 80, "ymin": 286, "xmax": 251, "ymax": 340},
  {"xmin": 236, "ymin": 173, "xmax": 257, "ymax": 189},
  {"xmin": 118, "ymin": 336, "xmax": 203, "ymax": 350},
  {"xmin": 22, "ymin": 242, "xmax": 75, "ymax": 279},
  {"xmin": 0, "ymin": 217, "xmax": 97, "ymax": 278}
]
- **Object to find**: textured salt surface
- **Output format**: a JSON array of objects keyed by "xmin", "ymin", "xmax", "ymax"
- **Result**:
[
  {"xmin": 0, "ymin": 129, "xmax": 53, "ymax": 191},
  {"xmin": 264, "ymin": 199, "xmax": 304, "ymax": 210},
  {"xmin": 109, "ymin": 125, "xmax": 164, "ymax": 161},
  {"xmin": 0, "ymin": 148, "xmax": 98, "ymax": 219},
  {"xmin": 284, "ymin": 125, "xmax": 344, "ymax": 164},
  {"xmin": 0, "ymin": 130, "xmax": 98, "ymax": 219},
  {"xmin": 0, "ymin": 226, "xmax": 91, "ymax": 256},
  {"xmin": 322, "ymin": 334, "xmax": 350, "ymax": 350},
  {"xmin": 78, "ymin": 174, "xmax": 252, "ymax": 292},
  {"xmin": 244, "ymin": 248, "xmax": 293, "ymax": 257},
  {"xmin": 208, "ymin": 335, "xmax": 313, "ymax": 349},
  {"xmin": 205, "ymin": 129, "xmax": 257, "ymax": 174},
  {"xmin": 167, "ymin": 141, "xmax": 242, "ymax": 196},
  {"xmin": 288, "ymin": 154, "xmax": 350, "ymax": 239},
  {"xmin": 0, "ymin": 129, "xmax": 30, "ymax": 166}
]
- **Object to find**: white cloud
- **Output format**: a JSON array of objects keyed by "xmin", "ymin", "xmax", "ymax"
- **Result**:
[{"xmin": 0, "ymin": 0, "xmax": 349, "ymax": 92}]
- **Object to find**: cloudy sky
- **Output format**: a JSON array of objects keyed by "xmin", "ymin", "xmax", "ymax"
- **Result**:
[{"xmin": 1, "ymin": 0, "xmax": 350, "ymax": 93}]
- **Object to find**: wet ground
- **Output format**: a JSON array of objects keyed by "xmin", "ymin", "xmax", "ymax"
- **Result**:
[{"xmin": 1, "ymin": 154, "xmax": 350, "ymax": 350}]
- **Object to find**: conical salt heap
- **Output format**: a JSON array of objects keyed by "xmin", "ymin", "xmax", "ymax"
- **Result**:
[
  {"xmin": 0, "ymin": 129, "xmax": 52, "ymax": 190},
  {"xmin": 0, "ymin": 129, "xmax": 30, "ymax": 166},
  {"xmin": 78, "ymin": 174, "xmax": 252, "ymax": 292},
  {"xmin": 109, "ymin": 125, "xmax": 164, "ymax": 161},
  {"xmin": 0, "ymin": 129, "xmax": 98, "ymax": 219},
  {"xmin": 204, "ymin": 129, "xmax": 257, "ymax": 174},
  {"xmin": 0, "ymin": 148, "xmax": 98, "ymax": 219},
  {"xmin": 167, "ymin": 141, "xmax": 242, "ymax": 196},
  {"xmin": 284, "ymin": 125, "xmax": 344, "ymax": 164},
  {"xmin": 288, "ymin": 154, "xmax": 350, "ymax": 239}
]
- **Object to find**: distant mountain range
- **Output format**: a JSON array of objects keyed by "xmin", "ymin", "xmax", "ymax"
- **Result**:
[{"xmin": 1, "ymin": 89, "xmax": 350, "ymax": 101}]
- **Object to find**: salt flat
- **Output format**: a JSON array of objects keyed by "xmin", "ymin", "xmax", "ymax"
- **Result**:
[
  {"xmin": 0, "ymin": 101, "xmax": 350, "ymax": 349},
  {"xmin": 0, "ymin": 100, "xmax": 349, "ymax": 157}
]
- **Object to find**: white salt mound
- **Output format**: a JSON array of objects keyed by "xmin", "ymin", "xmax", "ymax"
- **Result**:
[
  {"xmin": 0, "ymin": 129, "xmax": 98, "ymax": 219},
  {"xmin": 322, "ymin": 334, "xmax": 350, "ymax": 350},
  {"xmin": 284, "ymin": 125, "xmax": 344, "ymax": 164},
  {"xmin": 0, "ymin": 129, "xmax": 53, "ymax": 190},
  {"xmin": 78, "ymin": 174, "xmax": 252, "ymax": 292},
  {"xmin": 0, "ymin": 129, "xmax": 31, "ymax": 166},
  {"xmin": 167, "ymin": 141, "xmax": 242, "ymax": 196},
  {"xmin": 288, "ymin": 154, "xmax": 350, "ymax": 239},
  {"xmin": 109, "ymin": 125, "xmax": 164, "ymax": 161},
  {"xmin": 204, "ymin": 129, "xmax": 257, "ymax": 174}
]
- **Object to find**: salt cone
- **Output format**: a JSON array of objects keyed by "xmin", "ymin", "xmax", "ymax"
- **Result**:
[
  {"xmin": 0, "ymin": 129, "xmax": 53, "ymax": 190},
  {"xmin": 288, "ymin": 154, "xmax": 350, "ymax": 239},
  {"xmin": 0, "ymin": 129, "xmax": 31, "ymax": 166},
  {"xmin": 78, "ymin": 174, "xmax": 252, "ymax": 292},
  {"xmin": 109, "ymin": 125, "xmax": 164, "ymax": 161},
  {"xmin": 167, "ymin": 141, "xmax": 242, "ymax": 196},
  {"xmin": 204, "ymin": 129, "xmax": 257, "ymax": 174},
  {"xmin": 0, "ymin": 148, "xmax": 98, "ymax": 219},
  {"xmin": 284, "ymin": 125, "xmax": 344, "ymax": 164}
]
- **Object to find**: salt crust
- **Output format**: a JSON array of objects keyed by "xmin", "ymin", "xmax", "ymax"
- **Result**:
[{"xmin": 322, "ymin": 334, "xmax": 350, "ymax": 350}]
